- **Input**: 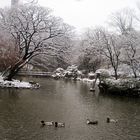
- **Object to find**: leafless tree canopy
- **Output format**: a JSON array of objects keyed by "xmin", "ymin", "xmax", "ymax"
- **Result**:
[
  {"xmin": 0, "ymin": 4, "xmax": 73, "ymax": 80},
  {"xmin": 109, "ymin": 8, "xmax": 135, "ymax": 35}
]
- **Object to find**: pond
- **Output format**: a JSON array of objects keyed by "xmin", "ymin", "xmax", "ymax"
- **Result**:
[{"xmin": 0, "ymin": 77, "xmax": 140, "ymax": 140}]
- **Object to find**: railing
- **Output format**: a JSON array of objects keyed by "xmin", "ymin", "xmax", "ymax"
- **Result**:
[{"xmin": 18, "ymin": 70, "xmax": 52, "ymax": 77}]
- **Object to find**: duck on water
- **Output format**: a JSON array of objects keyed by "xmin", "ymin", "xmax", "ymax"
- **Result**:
[
  {"xmin": 40, "ymin": 120, "xmax": 54, "ymax": 126},
  {"xmin": 106, "ymin": 117, "xmax": 118, "ymax": 123},
  {"xmin": 40, "ymin": 117, "xmax": 117, "ymax": 127},
  {"xmin": 86, "ymin": 119, "xmax": 98, "ymax": 125},
  {"xmin": 54, "ymin": 122, "xmax": 65, "ymax": 127},
  {"xmin": 40, "ymin": 120, "xmax": 65, "ymax": 127}
]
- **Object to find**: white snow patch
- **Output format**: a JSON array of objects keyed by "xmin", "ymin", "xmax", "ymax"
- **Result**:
[
  {"xmin": 81, "ymin": 78, "xmax": 99, "ymax": 84},
  {"xmin": 0, "ymin": 77, "xmax": 40, "ymax": 89}
]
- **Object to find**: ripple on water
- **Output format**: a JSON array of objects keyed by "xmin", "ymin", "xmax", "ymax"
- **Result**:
[{"xmin": 0, "ymin": 78, "xmax": 140, "ymax": 140}]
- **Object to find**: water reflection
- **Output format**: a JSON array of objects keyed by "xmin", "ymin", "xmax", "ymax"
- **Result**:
[
  {"xmin": 0, "ymin": 78, "xmax": 139, "ymax": 140},
  {"xmin": 0, "ymin": 89, "xmax": 19, "ymax": 100}
]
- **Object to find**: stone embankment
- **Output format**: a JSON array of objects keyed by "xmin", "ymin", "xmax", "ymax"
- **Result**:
[{"xmin": 99, "ymin": 78, "xmax": 140, "ymax": 97}]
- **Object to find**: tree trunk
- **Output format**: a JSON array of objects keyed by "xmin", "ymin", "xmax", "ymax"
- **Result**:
[
  {"xmin": 4, "ymin": 59, "xmax": 27, "ymax": 81},
  {"xmin": 132, "ymin": 67, "xmax": 137, "ymax": 78},
  {"xmin": 4, "ymin": 67, "xmax": 20, "ymax": 81},
  {"xmin": 133, "ymin": 71, "xmax": 137, "ymax": 78},
  {"xmin": 114, "ymin": 69, "xmax": 118, "ymax": 80}
]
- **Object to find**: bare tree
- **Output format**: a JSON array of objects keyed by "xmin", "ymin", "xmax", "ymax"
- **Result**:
[
  {"xmin": 122, "ymin": 32, "xmax": 140, "ymax": 78},
  {"xmin": 84, "ymin": 28, "xmax": 121, "ymax": 79},
  {"xmin": 100, "ymin": 30, "xmax": 121, "ymax": 79},
  {"xmin": 0, "ymin": 38, "xmax": 19, "ymax": 71},
  {"xmin": 0, "ymin": 4, "xmax": 72, "ymax": 80},
  {"xmin": 76, "ymin": 27, "xmax": 105, "ymax": 72},
  {"xmin": 31, "ymin": 34, "xmax": 74, "ymax": 71},
  {"xmin": 109, "ymin": 8, "xmax": 140, "ymax": 78},
  {"xmin": 77, "ymin": 47, "xmax": 102, "ymax": 72},
  {"xmin": 109, "ymin": 8, "xmax": 135, "ymax": 35}
]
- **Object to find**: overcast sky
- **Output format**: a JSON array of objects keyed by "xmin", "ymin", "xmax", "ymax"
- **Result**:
[{"xmin": 0, "ymin": 0, "xmax": 138, "ymax": 32}]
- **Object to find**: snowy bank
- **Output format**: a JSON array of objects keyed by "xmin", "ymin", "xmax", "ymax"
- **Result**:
[
  {"xmin": 0, "ymin": 76, "xmax": 40, "ymax": 89},
  {"xmin": 79, "ymin": 78, "xmax": 99, "ymax": 84},
  {"xmin": 99, "ymin": 78, "xmax": 140, "ymax": 97}
]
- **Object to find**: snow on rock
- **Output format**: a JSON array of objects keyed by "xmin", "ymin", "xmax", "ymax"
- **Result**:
[
  {"xmin": 95, "ymin": 69, "xmax": 111, "ymax": 78},
  {"xmin": 55, "ymin": 68, "xmax": 65, "ymax": 73},
  {"xmin": 103, "ymin": 78, "xmax": 140, "ymax": 89},
  {"xmin": 52, "ymin": 65, "xmax": 82, "ymax": 79},
  {"xmin": 82, "ymin": 78, "xmax": 94, "ymax": 83},
  {"xmin": 81, "ymin": 78, "xmax": 100, "ymax": 84},
  {"xmin": 0, "ymin": 78, "xmax": 40, "ymax": 89},
  {"xmin": 99, "ymin": 78, "xmax": 140, "ymax": 97},
  {"xmin": 64, "ymin": 65, "xmax": 78, "ymax": 78},
  {"xmin": 52, "ymin": 67, "xmax": 65, "ymax": 79}
]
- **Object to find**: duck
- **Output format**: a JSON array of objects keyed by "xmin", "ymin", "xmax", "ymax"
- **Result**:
[
  {"xmin": 86, "ymin": 119, "xmax": 98, "ymax": 125},
  {"xmin": 106, "ymin": 117, "xmax": 118, "ymax": 123},
  {"xmin": 89, "ymin": 88, "xmax": 95, "ymax": 92},
  {"xmin": 40, "ymin": 120, "xmax": 54, "ymax": 126},
  {"xmin": 54, "ymin": 122, "xmax": 65, "ymax": 127}
]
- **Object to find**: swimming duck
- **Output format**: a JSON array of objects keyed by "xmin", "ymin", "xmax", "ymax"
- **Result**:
[
  {"xmin": 106, "ymin": 117, "xmax": 118, "ymax": 123},
  {"xmin": 41, "ymin": 120, "xmax": 54, "ymax": 126},
  {"xmin": 54, "ymin": 122, "xmax": 65, "ymax": 127},
  {"xmin": 86, "ymin": 119, "xmax": 98, "ymax": 125},
  {"xmin": 89, "ymin": 88, "xmax": 95, "ymax": 92}
]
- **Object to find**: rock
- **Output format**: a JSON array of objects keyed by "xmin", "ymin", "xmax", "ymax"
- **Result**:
[{"xmin": 99, "ymin": 78, "xmax": 140, "ymax": 97}]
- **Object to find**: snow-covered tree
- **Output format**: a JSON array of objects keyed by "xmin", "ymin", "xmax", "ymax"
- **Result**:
[
  {"xmin": 122, "ymin": 31, "xmax": 140, "ymax": 78},
  {"xmin": 0, "ymin": 4, "xmax": 72, "ymax": 80},
  {"xmin": 76, "ymin": 27, "xmax": 105, "ymax": 73},
  {"xmin": 82, "ymin": 28, "xmax": 122, "ymax": 79},
  {"xmin": 98, "ymin": 29, "xmax": 122, "ymax": 79},
  {"xmin": 108, "ymin": 8, "xmax": 140, "ymax": 78},
  {"xmin": 0, "ymin": 38, "xmax": 19, "ymax": 72},
  {"xmin": 109, "ymin": 8, "xmax": 135, "ymax": 35},
  {"xmin": 31, "ymin": 34, "xmax": 74, "ymax": 71},
  {"xmin": 77, "ymin": 47, "xmax": 102, "ymax": 72}
]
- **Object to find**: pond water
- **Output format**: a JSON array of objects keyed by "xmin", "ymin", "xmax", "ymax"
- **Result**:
[{"xmin": 0, "ymin": 77, "xmax": 140, "ymax": 140}]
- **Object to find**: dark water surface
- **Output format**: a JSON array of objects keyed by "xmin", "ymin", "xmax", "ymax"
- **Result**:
[{"xmin": 0, "ymin": 77, "xmax": 140, "ymax": 140}]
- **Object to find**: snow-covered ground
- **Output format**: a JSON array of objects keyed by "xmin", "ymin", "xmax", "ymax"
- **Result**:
[
  {"xmin": 102, "ymin": 78, "xmax": 140, "ymax": 89},
  {"xmin": 0, "ymin": 76, "xmax": 40, "ymax": 89},
  {"xmin": 78, "ymin": 78, "xmax": 99, "ymax": 84}
]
